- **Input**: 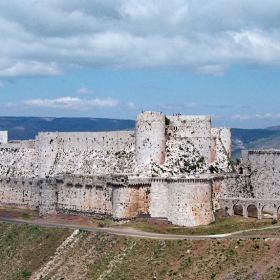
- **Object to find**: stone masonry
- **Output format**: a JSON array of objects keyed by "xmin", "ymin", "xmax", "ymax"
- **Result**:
[{"xmin": 1, "ymin": 111, "xmax": 278, "ymax": 226}]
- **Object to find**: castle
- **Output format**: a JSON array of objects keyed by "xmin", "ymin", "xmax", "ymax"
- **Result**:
[{"xmin": 0, "ymin": 111, "xmax": 279, "ymax": 227}]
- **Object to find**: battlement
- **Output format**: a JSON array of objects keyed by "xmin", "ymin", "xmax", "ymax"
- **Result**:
[
  {"xmin": 246, "ymin": 150, "xmax": 280, "ymax": 155},
  {"xmin": 136, "ymin": 111, "xmax": 164, "ymax": 122}
]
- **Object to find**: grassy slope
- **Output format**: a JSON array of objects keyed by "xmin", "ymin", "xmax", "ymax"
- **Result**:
[
  {"xmin": 0, "ymin": 222, "xmax": 72, "ymax": 280},
  {"xmin": 122, "ymin": 215, "xmax": 277, "ymax": 235},
  {"xmin": 2, "ymin": 220, "xmax": 280, "ymax": 280}
]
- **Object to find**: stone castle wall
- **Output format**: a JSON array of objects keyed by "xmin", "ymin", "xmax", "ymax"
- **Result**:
[
  {"xmin": 36, "ymin": 131, "xmax": 135, "ymax": 177},
  {"xmin": 1, "ymin": 160, "xmax": 280, "ymax": 226},
  {"xmin": 163, "ymin": 178, "xmax": 213, "ymax": 227},
  {"xmin": 0, "ymin": 113, "xmax": 232, "ymax": 179},
  {"xmin": 0, "ymin": 143, "xmax": 38, "ymax": 178},
  {"xmin": 167, "ymin": 115, "xmax": 211, "ymax": 138},
  {"xmin": 0, "ymin": 176, "xmax": 40, "ymax": 210},
  {"xmin": 0, "ymin": 174, "xmax": 219, "ymax": 226},
  {"xmin": 0, "ymin": 112, "xmax": 237, "ymax": 227},
  {"xmin": 211, "ymin": 174, "xmax": 253, "ymax": 211},
  {"xmin": 242, "ymin": 150, "xmax": 280, "ymax": 199},
  {"xmin": 211, "ymin": 150, "xmax": 280, "ymax": 217},
  {"xmin": 56, "ymin": 176, "xmax": 113, "ymax": 217}
]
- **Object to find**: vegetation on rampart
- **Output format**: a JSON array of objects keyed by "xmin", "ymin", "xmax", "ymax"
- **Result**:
[{"xmin": 151, "ymin": 138, "xmax": 231, "ymax": 177}]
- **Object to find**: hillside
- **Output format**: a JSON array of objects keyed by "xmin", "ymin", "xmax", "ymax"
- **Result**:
[
  {"xmin": 231, "ymin": 127, "xmax": 280, "ymax": 160},
  {"xmin": 1, "ymin": 219, "xmax": 280, "ymax": 280}
]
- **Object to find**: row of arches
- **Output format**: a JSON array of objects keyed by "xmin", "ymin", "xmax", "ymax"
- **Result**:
[{"xmin": 224, "ymin": 200, "xmax": 280, "ymax": 220}]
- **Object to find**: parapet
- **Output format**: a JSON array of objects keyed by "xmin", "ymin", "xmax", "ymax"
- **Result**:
[
  {"xmin": 136, "ymin": 111, "xmax": 164, "ymax": 122},
  {"xmin": 246, "ymin": 149, "xmax": 280, "ymax": 155}
]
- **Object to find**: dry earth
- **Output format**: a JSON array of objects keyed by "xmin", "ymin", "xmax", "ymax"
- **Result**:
[{"xmin": 1, "ymin": 209, "xmax": 280, "ymax": 279}]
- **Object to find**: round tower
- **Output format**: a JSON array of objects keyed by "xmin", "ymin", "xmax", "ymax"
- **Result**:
[{"xmin": 135, "ymin": 111, "xmax": 166, "ymax": 166}]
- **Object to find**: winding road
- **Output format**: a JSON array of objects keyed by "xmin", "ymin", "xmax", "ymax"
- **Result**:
[{"xmin": 1, "ymin": 217, "xmax": 280, "ymax": 240}]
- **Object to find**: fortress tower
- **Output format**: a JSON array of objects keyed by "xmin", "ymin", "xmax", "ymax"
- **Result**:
[
  {"xmin": 166, "ymin": 115, "xmax": 216, "ymax": 163},
  {"xmin": 135, "ymin": 111, "xmax": 166, "ymax": 166}
]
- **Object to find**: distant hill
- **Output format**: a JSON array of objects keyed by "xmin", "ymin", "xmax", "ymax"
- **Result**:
[
  {"xmin": 1, "ymin": 116, "xmax": 279, "ymax": 162},
  {"xmin": 0, "ymin": 117, "xmax": 135, "ymax": 141},
  {"xmin": 231, "ymin": 127, "xmax": 280, "ymax": 161}
]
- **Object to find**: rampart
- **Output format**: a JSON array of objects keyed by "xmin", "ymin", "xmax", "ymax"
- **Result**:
[
  {"xmin": 0, "ymin": 176, "xmax": 40, "ymax": 210},
  {"xmin": 0, "ymin": 174, "xmax": 235, "ymax": 226},
  {"xmin": 36, "ymin": 131, "xmax": 135, "ymax": 177},
  {"xmin": 0, "ymin": 112, "xmax": 241, "ymax": 227}
]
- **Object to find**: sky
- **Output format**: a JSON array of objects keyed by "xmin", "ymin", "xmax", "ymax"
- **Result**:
[{"xmin": 1, "ymin": 1, "xmax": 280, "ymax": 129}]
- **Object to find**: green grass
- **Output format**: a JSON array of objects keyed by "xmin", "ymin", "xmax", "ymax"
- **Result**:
[
  {"xmin": 0, "ymin": 222, "xmax": 72, "ymax": 280},
  {"xmin": 123, "ymin": 216, "xmax": 276, "ymax": 236},
  {"xmin": 22, "ymin": 213, "xmax": 32, "ymax": 220},
  {"xmin": 1, "ymin": 222, "xmax": 280, "ymax": 279}
]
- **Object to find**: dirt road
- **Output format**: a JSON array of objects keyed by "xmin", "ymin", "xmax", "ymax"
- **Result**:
[{"xmin": 1, "ymin": 216, "xmax": 280, "ymax": 240}]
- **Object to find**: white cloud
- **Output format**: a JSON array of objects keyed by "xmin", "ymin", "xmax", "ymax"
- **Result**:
[
  {"xmin": 76, "ymin": 87, "xmax": 93, "ymax": 95},
  {"xmin": 231, "ymin": 113, "xmax": 273, "ymax": 120},
  {"xmin": 159, "ymin": 102, "xmax": 201, "ymax": 110},
  {"xmin": 255, "ymin": 113, "xmax": 273, "ymax": 119},
  {"xmin": 1, "ymin": 1, "xmax": 280, "ymax": 76},
  {"xmin": 0, "ymin": 61, "xmax": 62, "ymax": 77},
  {"xmin": 22, "ymin": 97, "xmax": 119, "ymax": 110},
  {"xmin": 127, "ymin": 102, "xmax": 137, "ymax": 110},
  {"xmin": 196, "ymin": 64, "xmax": 229, "ymax": 76},
  {"xmin": 231, "ymin": 114, "xmax": 251, "ymax": 120}
]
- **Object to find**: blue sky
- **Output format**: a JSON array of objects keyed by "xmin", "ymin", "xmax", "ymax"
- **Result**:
[{"xmin": 1, "ymin": 1, "xmax": 280, "ymax": 128}]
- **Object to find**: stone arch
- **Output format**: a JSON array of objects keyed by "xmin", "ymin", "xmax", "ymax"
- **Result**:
[
  {"xmin": 233, "ymin": 204, "xmax": 243, "ymax": 216},
  {"xmin": 247, "ymin": 204, "xmax": 258, "ymax": 218},
  {"xmin": 276, "ymin": 205, "xmax": 280, "ymax": 219},
  {"xmin": 262, "ymin": 204, "xmax": 274, "ymax": 219}
]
